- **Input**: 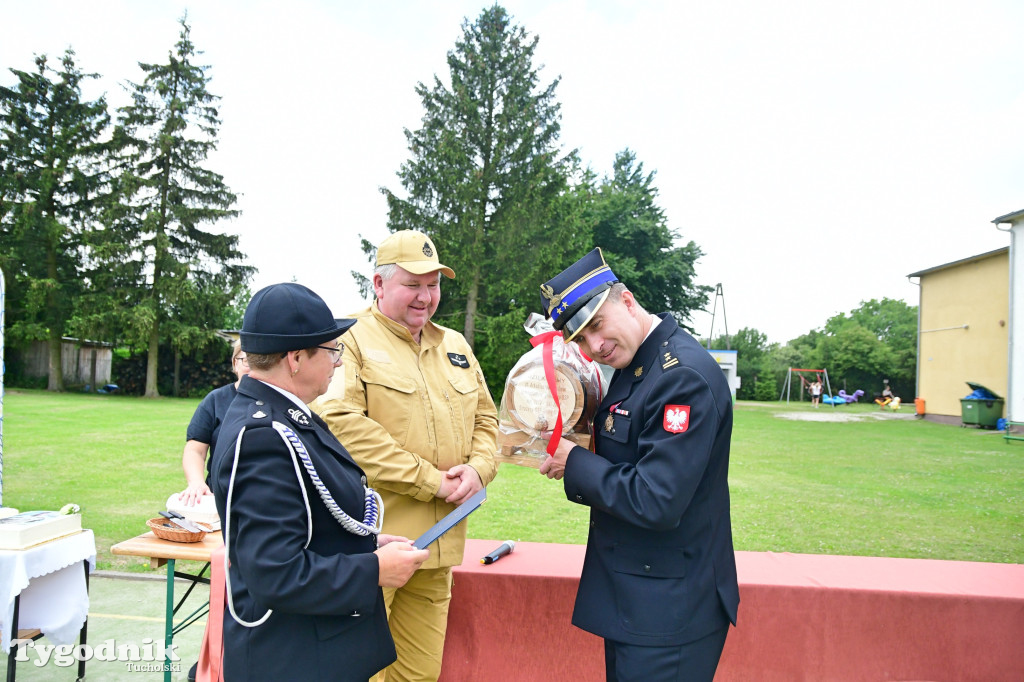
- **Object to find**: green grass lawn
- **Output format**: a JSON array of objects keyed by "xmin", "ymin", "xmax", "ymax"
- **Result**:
[{"xmin": 2, "ymin": 389, "xmax": 1021, "ymax": 570}]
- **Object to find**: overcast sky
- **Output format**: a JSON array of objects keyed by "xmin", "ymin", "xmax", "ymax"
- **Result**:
[{"xmin": 4, "ymin": 0, "xmax": 1021, "ymax": 344}]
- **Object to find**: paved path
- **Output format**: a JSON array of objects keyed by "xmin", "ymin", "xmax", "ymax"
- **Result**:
[{"xmin": 3, "ymin": 573, "xmax": 207, "ymax": 681}]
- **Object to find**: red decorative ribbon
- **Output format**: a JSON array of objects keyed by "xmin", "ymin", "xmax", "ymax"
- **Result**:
[{"xmin": 529, "ymin": 330, "xmax": 564, "ymax": 455}]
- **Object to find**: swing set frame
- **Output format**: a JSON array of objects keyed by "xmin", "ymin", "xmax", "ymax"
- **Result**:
[{"xmin": 779, "ymin": 367, "xmax": 834, "ymax": 406}]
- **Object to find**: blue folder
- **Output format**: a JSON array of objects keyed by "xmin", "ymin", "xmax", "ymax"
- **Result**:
[{"xmin": 413, "ymin": 488, "xmax": 487, "ymax": 549}]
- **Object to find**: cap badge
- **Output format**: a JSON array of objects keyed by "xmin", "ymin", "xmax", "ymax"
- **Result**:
[
  {"xmin": 287, "ymin": 407, "xmax": 310, "ymax": 427},
  {"xmin": 422, "ymin": 241, "xmax": 433, "ymax": 257},
  {"xmin": 540, "ymin": 284, "xmax": 562, "ymax": 312}
]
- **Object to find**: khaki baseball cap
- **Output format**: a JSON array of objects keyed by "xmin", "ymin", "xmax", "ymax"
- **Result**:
[{"xmin": 376, "ymin": 230, "xmax": 455, "ymax": 279}]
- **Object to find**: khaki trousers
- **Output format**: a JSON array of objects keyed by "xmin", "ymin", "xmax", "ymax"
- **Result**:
[{"xmin": 372, "ymin": 566, "xmax": 453, "ymax": 682}]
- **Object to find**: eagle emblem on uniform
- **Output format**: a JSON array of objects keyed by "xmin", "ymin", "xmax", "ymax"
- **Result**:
[
  {"xmin": 663, "ymin": 405, "xmax": 690, "ymax": 433},
  {"xmin": 540, "ymin": 283, "xmax": 562, "ymax": 312}
]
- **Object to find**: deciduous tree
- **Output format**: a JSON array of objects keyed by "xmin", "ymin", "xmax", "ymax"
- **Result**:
[
  {"xmin": 822, "ymin": 298, "xmax": 917, "ymax": 396},
  {"xmin": 773, "ymin": 298, "xmax": 918, "ymax": 399},
  {"xmin": 713, "ymin": 327, "xmax": 772, "ymax": 400},
  {"xmin": 592, "ymin": 150, "xmax": 711, "ymax": 329}
]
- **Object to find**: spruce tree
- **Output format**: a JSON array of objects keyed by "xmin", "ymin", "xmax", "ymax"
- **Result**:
[
  {"xmin": 0, "ymin": 50, "xmax": 110, "ymax": 391},
  {"xmin": 376, "ymin": 5, "xmax": 589, "ymax": 386},
  {"xmin": 100, "ymin": 16, "xmax": 251, "ymax": 397}
]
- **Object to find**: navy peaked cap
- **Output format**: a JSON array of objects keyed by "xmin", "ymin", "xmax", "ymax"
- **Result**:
[
  {"xmin": 240, "ymin": 283, "xmax": 355, "ymax": 354},
  {"xmin": 539, "ymin": 248, "xmax": 619, "ymax": 342}
]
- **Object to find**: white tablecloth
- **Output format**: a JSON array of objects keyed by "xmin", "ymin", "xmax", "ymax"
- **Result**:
[{"xmin": 0, "ymin": 529, "xmax": 96, "ymax": 652}]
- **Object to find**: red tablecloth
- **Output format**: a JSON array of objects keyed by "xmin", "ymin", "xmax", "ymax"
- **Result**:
[
  {"xmin": 442, "ymin": 540, "xmax": 1024, "ymax": 682},
  {"xmin": 441, "ymin": 540, "xmax": 601, "ymax": 681}
]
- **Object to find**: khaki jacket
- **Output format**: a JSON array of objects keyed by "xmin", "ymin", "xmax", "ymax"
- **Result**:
[{"xmin": 312, "ymin": 303, "xmax": 498, "ymax": 568}]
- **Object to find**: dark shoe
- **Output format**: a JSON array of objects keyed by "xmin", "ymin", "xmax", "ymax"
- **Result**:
[{"xmin": 188, "ymin": 661, "xmax": 198, "ymax": 682}]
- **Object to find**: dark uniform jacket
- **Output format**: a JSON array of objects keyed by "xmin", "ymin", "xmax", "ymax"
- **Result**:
[
  {"xmin": 564, "ymin": 315, "xmax": 740, "ymax": 646},
  {"xmin": 210, "ymin": 376, "xmax": 395, "ymax": 681}
]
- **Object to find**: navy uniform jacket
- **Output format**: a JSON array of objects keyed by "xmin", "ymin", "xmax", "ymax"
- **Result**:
[
  {"xmin": 210, "ymin": 376, "xmax": 395, "ymax": 681},
  {"xmin": 564, "ymin": 315, "xmax": 740, "ymax": 646}
]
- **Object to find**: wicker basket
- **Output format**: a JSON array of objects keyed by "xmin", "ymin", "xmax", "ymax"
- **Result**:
[{"xmin": 147, "ymin": 517, "xmax": 208, "ymax": 543}]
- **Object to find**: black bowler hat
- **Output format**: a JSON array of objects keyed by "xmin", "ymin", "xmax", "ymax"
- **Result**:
[
  {"xmin": 539, "ymin": 248, "xmax": 619, "ymax": 342},
  {"xmin": 240, "ymin": 283, "xmax": 356, "ymax": 354}
]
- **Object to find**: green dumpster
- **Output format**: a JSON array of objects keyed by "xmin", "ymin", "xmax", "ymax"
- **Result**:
[{"xmin": 960, "ymin": 382, "xmax": 1004, "ymax": 428}]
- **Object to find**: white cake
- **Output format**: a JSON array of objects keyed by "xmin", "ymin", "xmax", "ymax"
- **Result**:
[
  {"xmin": 0, "ymin": 511, "xmax": 82, "ymax": 550},
  {"xmin": 166, "ymin": 493, "xmax": 220, "ymax": 530}
]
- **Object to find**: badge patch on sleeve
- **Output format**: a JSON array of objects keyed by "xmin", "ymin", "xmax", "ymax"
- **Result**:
[
  {"xmin": 663, "ymin": 405, "xmax": 690, "ymax": 433},
  {"xmin": 447, "ymin": 352, "xmax": 470, "ymax": 368}
]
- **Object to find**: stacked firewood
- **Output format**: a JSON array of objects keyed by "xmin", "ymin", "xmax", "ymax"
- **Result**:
[{"xmin": 114, "ymin": 349, "xmax": 235, "ymax": 397}]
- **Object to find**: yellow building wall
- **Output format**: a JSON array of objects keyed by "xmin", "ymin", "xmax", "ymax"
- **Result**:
[{"xmin": 918, "ymin": 252, "xmax": 1008, "ymax": 417}]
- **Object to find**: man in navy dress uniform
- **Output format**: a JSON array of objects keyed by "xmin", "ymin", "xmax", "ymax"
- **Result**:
[{"xmin": 538, "ymin": 249, "xmax": 739, "ymax": 681}]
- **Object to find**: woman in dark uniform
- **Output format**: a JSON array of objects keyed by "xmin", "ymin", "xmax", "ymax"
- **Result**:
[{"xmin": 210, "ymin": 283, "xmax": 428, "ymax": 681}]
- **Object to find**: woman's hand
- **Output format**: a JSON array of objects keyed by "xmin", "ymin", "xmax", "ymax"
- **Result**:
[
  {"xmin": 177, "ymin": 483, "xmax": 212, "ymax": 507},
  {"xmin": 376, "ymin": 534, "xmax": 411, "ymax": 547},
  {"xmin": 375, "ymin": 539, "xmax": 429, "ymax": 587}
]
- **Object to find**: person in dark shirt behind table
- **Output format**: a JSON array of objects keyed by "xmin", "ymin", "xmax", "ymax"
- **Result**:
[{"xmin": 178, "ymin": 339, "xmax": 250, "ymax": 507}]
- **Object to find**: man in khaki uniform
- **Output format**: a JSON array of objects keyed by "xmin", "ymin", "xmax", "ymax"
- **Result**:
[{"xmin": 313, "ymin": 230, "xmax": 498, "ymax": 682}]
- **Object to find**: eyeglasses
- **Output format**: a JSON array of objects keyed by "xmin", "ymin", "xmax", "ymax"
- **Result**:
[
  {"xmin": 316, "ymin": 343, "xmax": 345, "ymax": 364},
  {"xmin": 234, "ymin": 355, "xmax": 249, "ymax": 367}
]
